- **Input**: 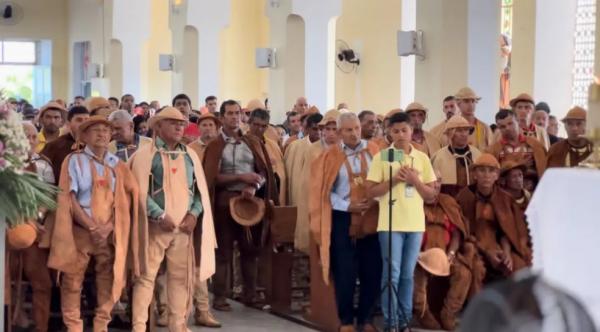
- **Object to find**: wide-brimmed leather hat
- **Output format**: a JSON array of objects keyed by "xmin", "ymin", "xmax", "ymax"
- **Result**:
[
  {"xmin": 444, "ymin": 115, "xmax": 475, "ymax": 134},
  {"xmin": 384, "ymin": 108, "xmax": 403, "ymax": 120},
  {"xmin": 197, "ymin": 112, "xmax": 221, "ymax": 127},
  {"xmin": 471, "ymin": 153, "xmax": 501, "ymax": 170},
  {"xmin": 319, "ymin": 109, "xmax": 341, "ymax": 126},
  {"xmin": 561, "ymin": 106, "xmax": 587, "ymax": 122},
  {"xmin": 455, "ymin": 87, "xmax": 481, "ymax": 101},
  {"xmin": 417, "ymin": 248, "xmax": 450, "ymax": 277},
  {"xmin": 86, "ymin": 97, "xmax": 112, "ymax": 114},
  {"xmin": 229, "ymin": 195, "xmax": 266, "ymax": 227},
  {"xmin": 509, "ymin": 93, "xmax": 535, "ymax": 108},
  {"xmin": 39, "ymin": 101, "xmax": 67, "ymax": 118},
  {"xmin": 405, "ymin": 102, "xmax": 428, "ymax": 114},
  {"xmin": 500, "ymin": 158, "xmax": 527, "ymax": 177},
  {"xmin": 148, "ymin": 106, "xmax": 188, "ymax": 128},
  {"xmin": 246, "ymin": 99, "xmax": 265, "ymax": 112},
  {"xmin": 78, "ymin": 115, "xmax": 112, "ymax": 136},
  {"xmin": 7, "ymin": 223, "xmax": 37, "ymax": 250}
]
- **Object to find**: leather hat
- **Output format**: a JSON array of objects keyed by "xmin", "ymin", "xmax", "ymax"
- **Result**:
[
  {"xmin": 455, "ymin": 87, "xmax": 481, "ymax": 101},
  {"xmin": 78, "ymin": 115, "xmax": 112, "ymax": 136},
  {"xmin": 319, "ymin": 109, "xmax": 341, "ymax": 126},
  {"xmin": 39, "ymin": 101, "xmax": 67, "ymax": 118},
  {"xmin": 148, "ymin": 106, "xmax": 188, "ymax": 128},
  {"xmin": 500, "ymin": 158, "xmax": 527, "ymax": 177},
  {"xmin": 197, "ymin": 112, "xmax": 221, "ymax": 127},
  {"xmin": 405, "ymin": 102, "xmax": 428, "ymax": 114},
  {"xmin": 444, "ymin": 115, "xmax": 474, "ymax": 133},
  {"xmin": 229, "ymin": 195, "xmax": 266, "ymax": 227},
  {"xmin": 417, "ymin": 248, "xmax": 450, "ymax": 277},
  {"xmin": 509, "ymin": 93, "xmax": 535, "ymax": 108},
  {"xmin": 384, "ymin": 108, "xmax": 403, "ymax": 120},
  {"xmin": 7, "ymin": 223, "xmax": 37, "ymax": 250},
  {"xmin": 246, "ymin": 99, "xmax": 265, "ymax": 112},
  {"xmin": 471, "ymin": 153, "xmax": 501, "ymax": 170},
  {"xmin": 561, "ymin": 106, "xmax": 587, "ymax": 122},
  {"xmin": 86, "ymin": 97, "xmax": 111, "ymax": 114}
]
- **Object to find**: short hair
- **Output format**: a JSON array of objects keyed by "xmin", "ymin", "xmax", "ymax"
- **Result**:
[
  {"xmin": 388, "ymin": 112, "xmax": 410, "ymax": 126},
  {"xmin": 549, "ymin": 115, "xmax": 557, "ymax": 121},
  {"xmin": 108, "ymin": 97, "xmax": 119, "ymax": 104},
  {"xmin": 205, "ymin": 95, "xmax": 217, "ymax": 103},
  {"xmin": 358, "ymin": 110, "xmax": 375, "ymax": 121},
  {"xmin": 495, "ymin": 109, "xmax": 515, "ymax": 122},
  {"xmin": 68, "ymin": 106, "xmax": 90, "ymax": 121},
  {"xmin": 121, "ymin": 94, "xmax": 133, "ymax": 102},
  {"xmin": 74, "ymin": 96, "xmax": 85, "ymax": 100},
  {"xmin": 287, "ymin": 111, "xmax": 299, "ymax": 122},
  {"xmin": 337, "ymin": 112, "xmax": 359, "ymax": 128},
  {"xmin": 108, "ymin": 110, "xmax": 133, "ymax": 122},
  {"xmin": 443, "ymin": 95, "xmax": 456, "ymax": 103},
  {"xmin": 138, "ymin": 101, "xmax": 149, "ymax": 107},
  {"xmin": 219, "ymin": 99, "xmax": 241, "ymax": 115},
  {"xmin": 249, "ymin": 108, "xmax": 270, "ymax": 123},
  {"xmin": 172, "ymin": 93, "xmax": 192, "ymax": 107},
  {"xmin": 305, "ymin": 113, "xmax": 323, "ymax": 128}
]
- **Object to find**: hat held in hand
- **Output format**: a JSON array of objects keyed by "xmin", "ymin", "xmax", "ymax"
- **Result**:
[{"xmin": 229, "ymin": 195, "xmax": 266, "ymax": 227}]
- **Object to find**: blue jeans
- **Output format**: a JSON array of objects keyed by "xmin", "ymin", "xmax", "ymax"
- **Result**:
[{"xmin": 378, "ymin": 231, "xmax": 423, "ymax": 328}]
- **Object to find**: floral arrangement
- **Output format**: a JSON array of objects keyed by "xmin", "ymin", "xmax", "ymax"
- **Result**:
[{"xmin": 0, "ymin": 93, "xmax": 57, "ymax": 225}]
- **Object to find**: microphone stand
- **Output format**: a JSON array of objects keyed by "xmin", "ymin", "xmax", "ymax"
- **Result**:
[{"xmin": 371, "ymin": 149, "xmax": 411, "ymax": 331}]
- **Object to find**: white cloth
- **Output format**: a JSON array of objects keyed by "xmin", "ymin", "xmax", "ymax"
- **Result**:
[{"xmin": 526, "ymin": 168, "xmax": 600, "ymax": 328}]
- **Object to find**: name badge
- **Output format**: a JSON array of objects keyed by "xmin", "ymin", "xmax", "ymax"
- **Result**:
[{"xmin": 405, "ymin": 185, "xmax": 415, "ymax": 198}]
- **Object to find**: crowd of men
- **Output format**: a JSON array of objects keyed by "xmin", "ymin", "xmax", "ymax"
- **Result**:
[{"xmin": 6, "ymin": 87, "xmax": 594, "ymax": 332}]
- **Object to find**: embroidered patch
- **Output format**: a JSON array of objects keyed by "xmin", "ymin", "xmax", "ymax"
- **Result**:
[{"xmin": 171, "ymin": 167, "xmax": 178, "ymax": 174}]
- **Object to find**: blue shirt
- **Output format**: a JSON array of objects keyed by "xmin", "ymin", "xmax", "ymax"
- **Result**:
[
  {"xmin": 68, "ymin": 146, "xmax": 119, "ymax": 217},
  {"xmin": 330, "ymin": 140, "xmax": 371, "ymax": 212}
]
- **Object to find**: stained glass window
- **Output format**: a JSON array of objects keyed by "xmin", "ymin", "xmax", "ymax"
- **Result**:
[
  {"xmin": 572, "ymin": 0, "xmax": 597, "ymax": 108},
  {"xmin": 501, "ymin": 0, "xmax": 513, "ymax": 37}
]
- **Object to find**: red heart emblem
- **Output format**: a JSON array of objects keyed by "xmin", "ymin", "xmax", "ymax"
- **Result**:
[
  {"xmin": 98, "ymin": 179, "xmax": 106, "ymax": 186},
  {"xmin": 171, "ymin": 167, "xmax": 177, "ymax": 174}
]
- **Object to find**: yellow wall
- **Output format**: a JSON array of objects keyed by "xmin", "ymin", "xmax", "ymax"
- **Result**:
[
  {"xmin": 219, "ymin": 0, "xmax": 270, "ymax": 106},
  {"xmin": 335, "ymin": 0, "xmax": 402, "ymax": 114},
  {"xmin": 145, "ymin": 0, "xmax": 173, "ymax": 105},
  {"xmin": 0, "ymin": 0, "xmax": 69, "ymax": 100}
]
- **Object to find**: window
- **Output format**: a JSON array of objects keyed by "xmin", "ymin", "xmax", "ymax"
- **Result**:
[
  {"xmin": 501, "ymin": 0, "xmax": 513, "ymax": 37},
  {"xmin": 0, "ymin": 41, "xmax": 37, "ymax": 64},
  {"xmin": 572, "ymin": 0, "xmax": 597, "ymax": 108}
]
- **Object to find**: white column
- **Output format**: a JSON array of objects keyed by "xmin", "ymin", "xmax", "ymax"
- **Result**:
[
  {"xmin": 292, "ymin": 0, "xmax": 342, "ymax": 112},
  {"xmin": 416, "ymin": 0, "xmax": 500, "ymax": 126},
  {"xmin": 266, "ymin": 0, "xmax": 294, "ymax": 121},
  {"xmin": 186, "ymin": 0, "xmax": 231, "ymax": 100},
  {"xmin": 533, "ymin": 0, "xmax": 577, "ymax": 120},
  {"xmin": 400, "ymin": 0, "xmax": 416, "ymax": 107},
  {"xmin": 467, "ymin": 0, "xmax": 501, "ymax": 123},
  {"xmin": 111, "ymin": 0, "xmax": 151, "ymax": 99}
]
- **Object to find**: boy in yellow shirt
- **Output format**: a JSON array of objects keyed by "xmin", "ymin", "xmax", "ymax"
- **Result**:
[{"xmin": 366, "ymin": 112, "xmax": 437, "ymax": 332}]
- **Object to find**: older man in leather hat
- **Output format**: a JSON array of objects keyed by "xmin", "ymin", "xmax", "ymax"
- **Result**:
[
  {"xmin": 129, "ymin": 107, "xmax": 216, "ymax": 331},
  {"xmin": 48, "ymin": 116, "xmax": 142, "ymax": 332}
]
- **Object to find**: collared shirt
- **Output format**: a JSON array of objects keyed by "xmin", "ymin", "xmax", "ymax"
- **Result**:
[
  {"xmin": 367, "ymin": 144, "xmax": 436, "ymax": 232},
  {"xmin": 36, "ymin": 128, "xmax": 64, "ymax": 153},
  {"xmin": 114, "ymin": 133, "xmax": 141, "ymax": 162},
  {"xmin": 30, "ymin": 153, "xmax": 55, "ymax": 184},
  {"xmin": 68, "ymin": 146, "xmax": 119, "ymax": 217},
  {"xmin": 219, "ymin": 130, "xmax": 256, "ymax": 191},
  {"xmin": 331, "ymin": 140, "xmax": 370, "ymax": 212},
  {"xmin": 147, "ymin": 137, "xmax": 202, "ymax": 220}
]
